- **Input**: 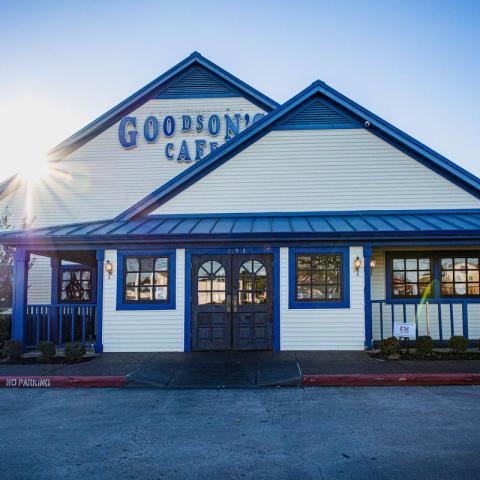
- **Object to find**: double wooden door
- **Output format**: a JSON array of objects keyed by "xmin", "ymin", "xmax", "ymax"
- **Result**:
[{"xmin": 191, "ymin": 254, "xmax": 274, "ymax": 351}]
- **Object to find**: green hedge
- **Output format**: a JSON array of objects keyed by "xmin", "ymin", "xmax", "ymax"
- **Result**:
[{"xmin": 0, "ymin": 314, "xmax": 11, "ymax": 341}]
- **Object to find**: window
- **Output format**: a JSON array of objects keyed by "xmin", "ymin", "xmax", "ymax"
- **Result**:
[
  {"xmin": 60, "ymin": 268, "xmax": 92, "ymax": 302},
  {"xmin": 387, "ymin": 252, "xmax": 480, "ymax": 302},
  {"xmin": 391, "ymin": 257, "xmax": 432, "ymax": 298},
  {"xmin": 296, "ymin": 254, "xmax": 342, "ymax": 301},
  {"xmin": 239, "ymin": 260, "xmax": 267, "ymax": 305},
  {"xmin": 197, "ymin": 260, "xmax": 226, "ymax": 305},
  {"xmin": 116, "ymin": 250, "xmax": 176, "ymax": 310},
  {"xmin": 441, "ymin": 256, "xmax": 480, "ymax": 297},
  {"xmin": 124, "ymin": 256, "xmax": 169, "ymax": 302},
  {"xmin": 288, "ymin": 248, "xmax": 350, "ymax": 309}
]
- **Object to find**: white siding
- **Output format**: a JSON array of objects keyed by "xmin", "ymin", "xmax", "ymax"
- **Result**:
[
  {"xmin": 102, "ymin": 249, "xmax": 185, "ymax": 352},
  {"xmin": 280, "ymin": 246, "xmax": 365, "ymax": 350},
  {"xmin": 0, "ymin": 97, "xmax": 263, "ymax": 229},
  {"xmin": 26, "ymin": 255, "xmax": 51, "ymax": 304},
  {"xmin": 154, "ymin": 129, "xmax": 480, "ymax": 214}
]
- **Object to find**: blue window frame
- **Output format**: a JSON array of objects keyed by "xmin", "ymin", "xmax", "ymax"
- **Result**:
[
  {"xmin": 116, "ymin": 250, "xmax": 176, "ymax": 310},
  {"xmin": 58, "ymin": 264, "xmax": 96, "ymax": 304},
  {"xmin": 288, "ymin": 247, "xmax": 350, "ymax": 309},
  {"xmin": 385, "ymin": 251, "xmax": 480, "ymax": 303}
]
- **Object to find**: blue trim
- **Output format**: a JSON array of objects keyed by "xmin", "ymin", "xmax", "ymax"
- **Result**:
[
  {"xmin": 363, "ymin": 245, "xmax": 373, "ymax": 349},
  {"xmin": 8, "ymin": 239, "xmax": 480, "ymax": 253},
  {"xmin": 115, "ymin": 249, "xmax": 176, "ymax": 310},
  {"xmin": 95, "ymin": 250, "xmax": 104, "ymax": 353},
  {"xmin": 8, "ymin": 233, "xmax": 480, "ymax": 248},
  {"xmin": 12, "ymin": 248, "xmax": 28, "ymax": 344},
  {"xmin": 183, "ymin": 245, "xmax": 280, "ymax": 352},
  {"xmin": 50, "ymin": 257, "xmax": 60, "ymax": 304},
  {"xmin": 273, "ymin": 247, "xmax": 281, "ymax": 351},
  {"xmin": 48, "ymin": 52, "xmax": 278, "ymax": 160},
  {"xmin": 116, "ymin": 80, "xmax": 480, "ymax": 220},
  {"xmin": 462, "ymin": 302, "xmax": 469, "ymax": 338},
  {"xmin": 56, "ymin": 263, "xmax": 97, "ymax": 304},
  {"xmin": 288, "ymin": 247, "xmax": 350, "ymax": 309}
]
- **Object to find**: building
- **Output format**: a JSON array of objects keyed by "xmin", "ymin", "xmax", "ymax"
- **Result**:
[{"xmin": 2, "ymin": 52, "xmax": 480, "ymax": 353}]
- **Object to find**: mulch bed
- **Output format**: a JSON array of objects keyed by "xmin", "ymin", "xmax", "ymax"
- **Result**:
[
  {"xmin": 370, "ymin": 350, "xmax": 480, "ymax": 361},
  {"xmin": 0, "ymin": 356, "xmax": 94, "ymax": 365}
]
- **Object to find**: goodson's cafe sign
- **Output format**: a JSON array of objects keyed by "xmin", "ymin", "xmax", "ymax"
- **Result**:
[{"xmin": 118, "ymin": 111, "xmax": 264, "ymax": 161}]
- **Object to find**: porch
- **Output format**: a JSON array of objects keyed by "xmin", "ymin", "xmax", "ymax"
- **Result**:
[
  {"xmin": 3, "ymin": 210, "xmax": 480, "ymax": 353},
  {"xmin": 369, "ymin": 246, "xmax": 480, "ymax": 346},
  {"xmin": 11, "ymin": 247, "xmax": 104, "ymax": 352}
]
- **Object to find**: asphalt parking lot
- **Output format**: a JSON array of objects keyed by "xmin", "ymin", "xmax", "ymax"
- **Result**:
[{"xmin": 1, "ymin": 386, "xmax": 480, "ymax": 479}]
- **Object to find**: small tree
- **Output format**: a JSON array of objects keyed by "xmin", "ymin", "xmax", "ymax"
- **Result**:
[
  {"xmin": 0, "ymin": 208, "xmax": 13, "ymax": 312},
  {"xmin": 0, "ymin": 208, "xmax": 36, "ymax": 313}
]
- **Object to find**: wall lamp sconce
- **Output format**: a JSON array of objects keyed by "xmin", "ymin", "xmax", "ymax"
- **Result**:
[
  {"xmin": 105, "ymin": 260, "xmax": 113, "ymax": 278},
  {"xmin": 370, "ymin": 257, "xmax": 377, "ymax": 276},
  {"xmin": 353, "ymin": 256, "xmax": 362, "ymax": 276}
]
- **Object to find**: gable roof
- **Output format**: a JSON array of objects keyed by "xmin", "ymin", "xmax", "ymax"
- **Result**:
[
  {"xmin": 116, "ymin": 80, "xmax": 480, "ymax": 221},
  {"xmin": 47, "ymin": 51, "xmax": 279, "ymax": 161}
]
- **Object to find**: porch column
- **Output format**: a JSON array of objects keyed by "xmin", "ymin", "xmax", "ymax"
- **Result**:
[
  {"xmin": 95, "ymin": 250, "xmax": 104, "ymax": 353},
  {"xmin": 12, "ymin": 247, "xmax": 29, "ymax": 343},
  {"xmin": 363, "ymin": 245, "xmax": 373, "ymax": 350},
  {"xmin": 50, "ymin": 256, "xmax": 60, "ymax": 304}
]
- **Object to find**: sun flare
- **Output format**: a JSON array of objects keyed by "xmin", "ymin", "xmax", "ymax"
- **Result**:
[{"xmin": 0, "ymin": 94, "xmax": 64, "ymax": 184}]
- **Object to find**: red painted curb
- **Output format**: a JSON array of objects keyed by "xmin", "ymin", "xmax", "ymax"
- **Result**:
[
  {"xmin": 0, "ymin": 376, "xmax": 125, "ymax": 388},
  {"xmin": 303, "ymin": 373, "xmax": 477, "ymax": 387}
]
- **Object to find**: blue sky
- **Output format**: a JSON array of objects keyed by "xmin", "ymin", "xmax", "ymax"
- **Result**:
[{"xmin": 0, "ymin": 0, "xmax": 479, "ymax": 180}]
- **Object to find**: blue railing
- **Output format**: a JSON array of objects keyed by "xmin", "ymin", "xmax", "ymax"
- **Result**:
[
  {"xmin": 371, "ymin": 299, "xmax": 475, "ymax": 343},
  {"xmin": 25, "ymin": 304, "xmax": 96, "ymax": 347}
]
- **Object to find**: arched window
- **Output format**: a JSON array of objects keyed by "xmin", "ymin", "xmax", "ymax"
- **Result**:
[
  {"xmin": 197, "ymin": 261, "xmax": 226, "ymax": 305},
  {"xmin": 239, "ymin": 260, "xmax": 267, "ymax": 304}
]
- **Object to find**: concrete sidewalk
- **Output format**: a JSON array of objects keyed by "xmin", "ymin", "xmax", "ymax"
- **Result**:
[{"xmin": 2, "ymin": 351, "xmax": 480, "ymax": 388}]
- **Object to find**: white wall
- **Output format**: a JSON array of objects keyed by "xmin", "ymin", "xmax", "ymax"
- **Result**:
[
  {"xmin": 102, "ymin": 249, "xmax": 185, "ymax": 352},
  {"xmin": 153, "ymin": 129, "xmax": 480, "ymax": 214},
  {"xmin": 26, "ymin": 255, "xmax": 51, "ymax": 304},
  {"xmin": 280, "ymin": 246, "xmax": 365, "ymax": 350},
  {"xmin": 0, "ymin": 97, "xmax": 263, "ymax": 229}
]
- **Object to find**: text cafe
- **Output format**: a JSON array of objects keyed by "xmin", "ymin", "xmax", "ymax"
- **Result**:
[
  {"xmin": 3, "ymin": 51, "xmax": 480, "ymax": 353},
  {"xmin": 118, "ymin": 111, "xmax": 265, "ymax": 161}
]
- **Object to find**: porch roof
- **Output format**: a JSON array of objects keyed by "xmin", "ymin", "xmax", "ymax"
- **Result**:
[{"xmin": 3, "ymin": 210, "xmax": 480, "ymax": 246}]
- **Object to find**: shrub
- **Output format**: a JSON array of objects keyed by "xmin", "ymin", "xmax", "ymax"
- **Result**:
[
  {"xmin": 3, "ymin": 340, "xmax": 23, "ymax": 360},
  {"xmin": 449, "ymin": 336, "xmax": 469, "ymax": 354},
  {"xmin": 64, "ymin": 342, "xmax": 86, "ymax": 363},
  {"xmin": 379, "ymin": 336, "xmax": 400, "ymax": 357},
  {"xmin": 38, "ymin": 341, "xmax": 56, "ymax": 362},
  {"xmin": 416, "ymin": 336, "xmax": 433, "ymax": 355},
  {"xmin": 0, "ymin": 315, "xmax": 11, "ymax": 342}
]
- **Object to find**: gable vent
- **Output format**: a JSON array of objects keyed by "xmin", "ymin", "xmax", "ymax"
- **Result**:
[
  {"xmin": 155, "ymin": 66, "xmax": 240, "ymax": 98},
  {"xmin": 277, "ymin": 97, "xmax": 359, "ymax": 129}
]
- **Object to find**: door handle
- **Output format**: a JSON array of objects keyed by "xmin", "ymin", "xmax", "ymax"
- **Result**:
[
  {"xmin": 226, "ymin": 293, "xmax": 231, "ymax": 312},
  {"xmin": 233, "ymin": 295, "xmax": 238, "ymax": 313}
]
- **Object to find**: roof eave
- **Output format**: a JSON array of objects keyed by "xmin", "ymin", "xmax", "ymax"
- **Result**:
[{"xmin": 4, "ymin": 230, "xmax": 480, "ymax": 249}]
